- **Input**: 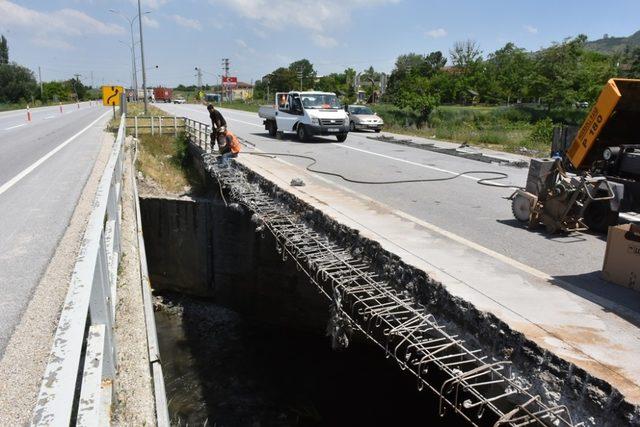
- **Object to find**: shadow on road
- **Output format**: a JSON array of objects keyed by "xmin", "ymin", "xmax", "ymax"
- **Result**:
[{"xmin": 553, "ymin": 271, "xmax": 640, "ymax": 328}]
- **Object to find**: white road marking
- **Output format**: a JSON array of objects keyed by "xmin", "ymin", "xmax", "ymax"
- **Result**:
[
  {"xmin": 45, "ymin": 115, "xmax": 55, "ymax": 119},
  {"xmin": 4, "ymin": 123, "xmax": 27, "ymax": 130},
  {"xmin": 0, "ymin": 110, "xmax": 110, "ymax": 196},
  {"xmin": 337, "ymin": 143, "xmax": 510, "ymax": 185}
]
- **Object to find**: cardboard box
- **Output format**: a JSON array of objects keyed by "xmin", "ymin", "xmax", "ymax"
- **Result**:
[{"xmin": 602, "ymin": 223, "xmax": 640, "ymax": 291}]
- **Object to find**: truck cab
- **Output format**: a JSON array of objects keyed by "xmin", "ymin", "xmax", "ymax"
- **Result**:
[{"xmin": 258, "ymin": 91, "xmax": 349, "ymax": 142}]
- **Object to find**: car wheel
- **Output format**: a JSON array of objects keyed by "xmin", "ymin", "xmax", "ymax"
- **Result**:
[
  {"xmin": 374, "ymin": 128, "xmax": 381, "ymax": 133},
  {"xmin": 297, "ymin": 125, "xmax": 307, "ymax": 141},
  {"xmin": 349, "ymin": 121, "xmax": 356, "ymax": 132},
  {"xmin": 276, "ymin": 131, "xmax": 284, "ymax": 140},
  {"xmin": 267, "ymin": 121, "xmax": 277, "ymax": 137},
  {"xmin": 336, "ymin": 133, "xmax": 347, "ymax": 143}
]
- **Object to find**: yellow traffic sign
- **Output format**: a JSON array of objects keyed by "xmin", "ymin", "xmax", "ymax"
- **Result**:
[{"xmin": 102, "ymin": 85, "xmax": 124, "ymax": 106}]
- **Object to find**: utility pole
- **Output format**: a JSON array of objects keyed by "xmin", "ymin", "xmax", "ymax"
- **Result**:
[
  {"xmin": 297, "ymin": 67, "xmax": 304, "ymax": 91},
  {"xmin": 137, "ymin": 0, "xmax": 148, "ymax": 114},
  {"xmin": 38, "ymin": 66, "xmax": 43, "ymax": 100},
  {"xmin": 222, "ymin": 58, "xmax": 229, "ymax": 102}
]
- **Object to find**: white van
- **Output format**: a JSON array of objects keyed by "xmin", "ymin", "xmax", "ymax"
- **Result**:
[{"xmin": 258, "ymin": 91, "xmax": 349, "ymax": 142}]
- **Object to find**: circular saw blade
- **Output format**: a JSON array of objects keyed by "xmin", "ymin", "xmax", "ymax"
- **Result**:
[{"xmin": 512, "ymin": 194, "xmax": 532, "ymax": 222}]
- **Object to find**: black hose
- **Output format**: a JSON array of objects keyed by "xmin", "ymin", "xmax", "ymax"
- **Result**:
[{"xmin": 244, "ymin": 151, "xmax": 522, "ymax": 189}]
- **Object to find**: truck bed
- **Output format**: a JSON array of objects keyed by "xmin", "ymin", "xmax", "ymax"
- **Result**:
[{"xmin": 258, "ymin": 105, "xmax": 276, "ymax": 120}]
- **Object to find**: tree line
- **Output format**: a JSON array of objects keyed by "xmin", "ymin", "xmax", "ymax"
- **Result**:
[
  {"xmin": 0, "ymin": 35, "xmax": 96, "ymax": 105},
  {"xmin": 253, "ymin": 35, "xmax": 640, "ymax": 124}
]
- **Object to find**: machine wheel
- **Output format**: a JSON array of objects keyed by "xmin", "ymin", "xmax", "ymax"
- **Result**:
[
  {"xmin": 512, "ymin": 194, "xmax": 532, "ymax": 222},
  {"xmin": 349, "ymin": 121, "xmax": 356, "ymax": 132},
  {"xmin": 336, "ymin": 133, "xmax": 348, "ymax": 143},
  {"xmin": 297, "ymin": 125, "xmax": 308, "ymax": 141},
  {"xmin": 583, "ymin": 200, "xmax": 619, "ymax": 233},
  {"xmin": 267, "ymin": 120, "xmax": 277, "ymax": 137}
]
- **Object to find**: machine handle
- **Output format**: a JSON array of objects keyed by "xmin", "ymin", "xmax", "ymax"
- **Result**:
[{"xmin": 583, "ymin": 179, "xmax": 615, "ymax": 201}]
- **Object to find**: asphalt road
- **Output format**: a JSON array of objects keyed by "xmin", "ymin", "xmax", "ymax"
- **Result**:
[
  {"xmin": 0, "ymin": 102, "xmax": 112, "ymax": 355},
  {"xmin": 159, "ymin": 103, "xmax": 640, "ymax": 314}
]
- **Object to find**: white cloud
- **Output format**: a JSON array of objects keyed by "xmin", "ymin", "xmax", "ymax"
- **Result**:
[
  {"xmin": 130, "ymin": 0, "xmax": 171, "ymax": 10},
  {"xmin": 210, "ymin": 0, "xmax": 399, "ymax": 48},
  {"xmin": 31, "ymin": 37, "xmax": 75, "ymax": 51},
  {"xmin": 312, "ymin": 33, "xmax": 338, "ymax": 48},
  {"xmin": 0, "ymin": 1, "xmax": 124, "ymax": 36},
  {"xmin": 171, "ymin": 14, "xmax": 202, "ymax": 31},
  {"xmin": 142, "ymin": 15, "xmax": 160, "ymax": 29},
  {"xmin": 425, "ymin": 28, "xmax": 447, "ymax": 38},
  {"xmin": 524, "ymin": 25, "xmax": 538, "ymax": 34}
]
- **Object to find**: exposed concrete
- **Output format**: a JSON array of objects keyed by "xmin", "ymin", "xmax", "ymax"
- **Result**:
[
  {"xmin": 140, "ymin": 196, "xmax": 329, "ymax": 331},
  {"xmin": 112, "ymin": 139, "xmax": 157, "ymax": 425},
  {"xmin": 191, "ymin": 147, "xmax": 640, "ymax": 425},
  {"xmin": 0, "ymin": 130, "xmax": 114, "ymax": 425}
]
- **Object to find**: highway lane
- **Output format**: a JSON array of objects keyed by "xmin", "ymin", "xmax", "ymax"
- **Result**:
[
  {"xmin": 0, "ymin": 104, "xmax": 112, "ymax": 355},
  {"xmin": 0, "ymin": 101, "xmax": 95, "ymax": 132},
  {"xmin": 160, "ymin": 103, "xmax": 640, "ymax": 313}
]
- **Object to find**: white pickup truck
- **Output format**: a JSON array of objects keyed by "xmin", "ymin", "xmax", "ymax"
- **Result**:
[{"xmin": 258, "ymin": 91, "xmax": 349, "ymax": 142}]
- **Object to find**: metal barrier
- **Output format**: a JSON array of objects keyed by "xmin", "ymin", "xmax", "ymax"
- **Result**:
[
  {"xmin": 184, "ymin": 117, "xmax": 212, "ymax": 152},
  {"xmin": 32, "ymin": 115, "xmax": 125, "ymax": 426},
  {"xmin": 126, "ymin": 115, "xmax": 184, "ymax": 138}
]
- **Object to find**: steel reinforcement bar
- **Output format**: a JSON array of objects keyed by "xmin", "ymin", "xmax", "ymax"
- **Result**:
[{"xmin": 196, "ymin": 154, "xmax": 583, "ymax": 427}]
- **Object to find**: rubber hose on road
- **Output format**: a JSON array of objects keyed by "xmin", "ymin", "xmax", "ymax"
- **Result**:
[{"xmin": 244, "ymin": 151, "xmax": 523, "ymax": 189}]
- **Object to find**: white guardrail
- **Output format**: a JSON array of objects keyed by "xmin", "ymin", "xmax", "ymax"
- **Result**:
[{"xmin": 31, "ymin": 114, "xmax": 168, "ymax": 426}]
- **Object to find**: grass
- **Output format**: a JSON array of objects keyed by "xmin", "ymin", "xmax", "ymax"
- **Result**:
[{"xmin": 135, "ymin": 132, "xmax": 204, "ymax": 195}]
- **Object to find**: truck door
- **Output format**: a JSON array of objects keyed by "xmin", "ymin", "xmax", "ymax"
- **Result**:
[{"xmin": 276, "ymin": 94, "xmax": 301, "ymax": 132}]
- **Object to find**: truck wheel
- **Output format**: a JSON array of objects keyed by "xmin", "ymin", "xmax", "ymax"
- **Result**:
[
  {"xmin": 336, "ymin": 133, "xmax": 348, "ymax": 143},
  {"xmin": 583, "ymin": 200, "xmax": 619, "ymax": 233},
  {"xmin": 349, "ymin": 121, "xmax": 356, "ymax": 132},
  {"xmin": 267, "ymin": 121, "xmax": 277, "ymax": 137},
  {"xmin": 297, "ymin": 125, "xmax": 308, "ymax": 141}
]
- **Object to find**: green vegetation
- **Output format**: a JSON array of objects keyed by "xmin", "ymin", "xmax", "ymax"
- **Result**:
[{"xmin": 136, "ymin": 132, "xmax": 203, "ymax": 195}]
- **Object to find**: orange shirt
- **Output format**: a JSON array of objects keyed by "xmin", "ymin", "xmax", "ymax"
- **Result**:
[{"xmin": 225, "ymin": 131, "xmax": 241, "ymax": 154}]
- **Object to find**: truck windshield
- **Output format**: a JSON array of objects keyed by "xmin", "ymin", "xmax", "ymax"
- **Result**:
[{"xmin": 301, "ymin": 94, "xmax": 341, "ymax": 109}]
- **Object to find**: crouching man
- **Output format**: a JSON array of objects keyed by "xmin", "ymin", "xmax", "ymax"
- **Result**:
[{"xmin": 217, "ymin": 129, "xmax": 241, "ymax": 167}]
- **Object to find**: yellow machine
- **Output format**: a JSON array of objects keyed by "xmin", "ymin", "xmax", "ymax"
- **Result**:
[{"xmin": 512, "ymin": 79, "xmax": 640, "ymax": 233}]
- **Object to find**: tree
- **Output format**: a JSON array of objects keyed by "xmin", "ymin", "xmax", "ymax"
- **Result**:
[
  {"xmin": 423, "ymin": 51, "xmax": 447, "ymax": 77},
  {"xmin": 0, "ymin": 35, "xmax": 8, "ymax": 65},
  {"xmin": 393, "ymin": 75, "xmax": 439, "ymax": 126},
  {"xmin": 449, "ymin": 40, "xmax": 482, "ymax": 71},
  {"xmin": 0, "ymin": 63, "xmax": 37, "ymax": 103},
  {"xmin": 622, "ymin": 47, "xmax": 640, "ymax": 78},
  {"xmin": 288, "ymin": 59, "xmax": 316, "ymax": 90},
  {"xmin": 486, "ymin": 43, "xmax": 533, "ymax": 104},
  {"xmin": 529, "ymin": 35, "xmax": 587, "ymax": 109}
]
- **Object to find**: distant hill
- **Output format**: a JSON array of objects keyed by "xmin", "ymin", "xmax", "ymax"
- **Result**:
[{"xmin": 585, "ymin": 30, "xmax": 640, "ymax": 54}]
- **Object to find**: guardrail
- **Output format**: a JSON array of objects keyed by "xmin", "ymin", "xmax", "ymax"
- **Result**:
[
  {"xmin": 184, "ymin": 117, "xmax": 212, "ymax": 152},
  {"xmin": 126, "ymin": 115, "xmax": 185, "ymax": 138},
  {"xmin": 32, "ymin": 115, "xmax": 126, "ymax": 426}
]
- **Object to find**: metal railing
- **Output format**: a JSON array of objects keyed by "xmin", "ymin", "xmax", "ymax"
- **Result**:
[
  {"xmin": 126, "ymin": 115, "xmax": 185, "ymax": 138},
  {"xmin": 32, "ymin": 116, "xmax": 126, "ymax": 426},
  {"xmin": 184, "ymin": 117, "xmax": 212, "ymax": 152}
]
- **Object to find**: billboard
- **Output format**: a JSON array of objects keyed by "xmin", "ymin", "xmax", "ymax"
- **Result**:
[{"xmin": 222, "ymin": 76, "xmax": 238, "ymax": 88}]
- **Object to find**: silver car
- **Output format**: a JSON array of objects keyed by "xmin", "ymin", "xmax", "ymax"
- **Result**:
[{"xmin": 346, "ymin": 105, "xmax": 384, "ymax": 132}]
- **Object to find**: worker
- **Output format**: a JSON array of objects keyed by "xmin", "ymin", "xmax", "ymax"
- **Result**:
[
  {"xmin": 207, "ymin": 104, "xmax": 227, "ymax": 149},
  {"xmin": 216, "ymin": 129, "xmax": 241, "ymax": 167}
]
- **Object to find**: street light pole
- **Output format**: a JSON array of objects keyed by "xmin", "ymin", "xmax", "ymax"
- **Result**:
[
  {"xmin": 110, "ymin": 9, "xmax": 149, "ymax": 102},
  {"xmin": 137, "ymin": 0, "xmax": 148, "ymax": 114}
]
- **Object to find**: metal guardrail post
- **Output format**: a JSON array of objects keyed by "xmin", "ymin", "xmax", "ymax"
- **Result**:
[
  {"xmin": 134, "ymin": 116, "xmax": 138, "ymax": 138},
  {"xmin": 174, "ymin": 116, "xmax": 177, "ymax": 137},
  {"xmin": 159, "ymin": 116, "xmax": 163, "ymax": 136},
  {"xmin": 151, "ymin": 116, "xmax": 155, "ymax": 135}
]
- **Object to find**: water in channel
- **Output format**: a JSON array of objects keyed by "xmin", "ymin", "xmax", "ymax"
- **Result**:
[{"xmin": 156, "ymin": 292, "xmax": 467, "ymax": 427}]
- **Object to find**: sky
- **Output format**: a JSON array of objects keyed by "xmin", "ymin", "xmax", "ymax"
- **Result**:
[{"xmin": 1, "ymin": 0, "xmax": 640, "ymax": 88}]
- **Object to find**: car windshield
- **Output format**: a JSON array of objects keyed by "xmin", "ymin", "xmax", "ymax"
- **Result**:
[
  {"xmin": 350, "ymin": 106, "xmax": 374, "ymax": 115},
  {"xmin": 301, "ymin": 94, "xmax": 341, "ymax": 109}
]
